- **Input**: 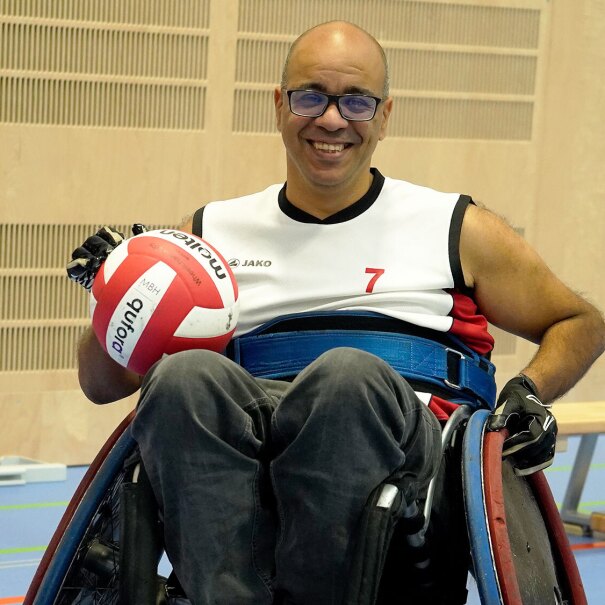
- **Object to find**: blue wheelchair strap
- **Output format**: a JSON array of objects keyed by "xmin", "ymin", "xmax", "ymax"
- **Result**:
[{"xmin": 229, "ymin": 328, "xmax": 496, "ymax": 408}]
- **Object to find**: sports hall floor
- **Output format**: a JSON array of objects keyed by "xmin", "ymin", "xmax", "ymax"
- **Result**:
[{"xmin": 1, "ymin": 436, "xmax": 604, "ymax": 603}]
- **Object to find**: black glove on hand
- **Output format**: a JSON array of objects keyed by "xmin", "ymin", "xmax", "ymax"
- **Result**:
[
  {"xmin": 66, "ymin": 226, "xmax": 125, "ymax": 290},
  {"xmin": 66, "ymin": 225, "xmax": 130, "ymax": 290},
  {"xmin": 66, "ymin": 224, "xmax": 149, "ymax": 290},
  {"xmin": 487, "ymin": 374, "xmax": 557, "ymax": 476}
]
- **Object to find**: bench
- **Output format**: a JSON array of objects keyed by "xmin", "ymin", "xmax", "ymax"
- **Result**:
[{"xmin": 551, "ymin": 401, "xmax": 605, "ymax": 535}]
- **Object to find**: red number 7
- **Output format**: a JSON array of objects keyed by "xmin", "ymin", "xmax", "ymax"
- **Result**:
[{"xmin": 365, "ymin": 268, "xmax": 385, "ymax": 293}]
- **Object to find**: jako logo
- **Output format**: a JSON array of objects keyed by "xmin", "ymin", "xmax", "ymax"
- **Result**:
[
  {"xmin": 159, "ymin": 230, "xmax": 227, "ymax": 279},
  {"xmin": 229, "ymin": 258, "xmax": 272, "ymax": 267},
  {"xmin": 111, "ymin": 298, "xmax": 143, "ymax": 356}
]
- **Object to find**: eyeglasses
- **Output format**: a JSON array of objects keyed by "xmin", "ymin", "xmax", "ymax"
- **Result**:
[{"xmin": 286, "ymin": 89, "xmax": 383, "ymax": 122}]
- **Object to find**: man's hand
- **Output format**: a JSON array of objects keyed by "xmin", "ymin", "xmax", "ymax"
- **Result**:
[
  {"xmin": 487, "ymin": 374, "xmax": 557, "ymax": 476},
  {"xmin": 66, "ymin": 226, "xmax": 125, "ymax": 290},
  {"xmin": 67, "ymin": 224, "xmax": 149, "ymax": 290}
]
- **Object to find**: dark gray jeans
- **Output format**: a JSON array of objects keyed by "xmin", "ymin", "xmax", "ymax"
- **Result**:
[{"xmin": 132, "ymin": 347, "xmax": 442, "ymax": 605}]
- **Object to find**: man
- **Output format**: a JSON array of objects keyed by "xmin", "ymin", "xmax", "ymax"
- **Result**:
[{"xmin": 70, "ymin": 21, "xmax": 605, "ymax": 605}]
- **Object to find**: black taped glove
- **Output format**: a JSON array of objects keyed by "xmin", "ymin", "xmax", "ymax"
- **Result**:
[
  {"xmin": 487, "ymin": 374, "xmax": 557, "ymax": 476},
  {"xmin": 66, "ymin": 224, "xmax": 147, "ymax": 290}
]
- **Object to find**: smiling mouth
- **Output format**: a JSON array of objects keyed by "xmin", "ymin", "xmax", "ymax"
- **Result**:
[{"xmin": 310, "ymin": 141, "xmax": 351, "ymax": 153}]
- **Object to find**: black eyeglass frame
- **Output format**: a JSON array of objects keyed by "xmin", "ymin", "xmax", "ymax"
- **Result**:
[{"xmin": 285, "ymin": 89, "xmax": 383, "ymax": 122}]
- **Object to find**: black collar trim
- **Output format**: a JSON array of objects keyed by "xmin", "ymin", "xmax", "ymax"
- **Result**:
[{"xmin": 278, "ymin": 168, "xmax": 385, "ymax": 224}]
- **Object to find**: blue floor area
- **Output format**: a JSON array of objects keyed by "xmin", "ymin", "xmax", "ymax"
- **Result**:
[
  {"xmin": 1, "ymin": 436, "xmax": 604, "ymax": 602},
  {"xmin": 0, "ymin": 466, "xmax": 87, "ymax": 599}
]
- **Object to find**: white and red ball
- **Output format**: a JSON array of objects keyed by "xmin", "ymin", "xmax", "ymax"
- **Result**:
[{"xmin": 90, "ymin": 229, "xmax": 239, "ymax": 375}]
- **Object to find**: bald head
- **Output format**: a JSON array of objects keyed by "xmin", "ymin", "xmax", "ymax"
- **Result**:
[{"xmin": 280, "ymin": 21, "xmax": 390, "ymax": 98}]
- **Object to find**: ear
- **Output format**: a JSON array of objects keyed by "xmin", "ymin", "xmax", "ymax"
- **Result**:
[
  {"xmin": 378, "ymin": 96, "xmax": 393, "ymax": 141},
  {"xmin": 274, "ymin": 87, "xmax": 284, "ymax": 132}
]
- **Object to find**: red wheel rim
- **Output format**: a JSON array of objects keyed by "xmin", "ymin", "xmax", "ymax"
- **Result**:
[
  {"xmin": 528, "ymin": 472, "xmax": 587, "ymax": 605},
  {"xmin": 483, "ymin": 428, "xmax": 523, "ymax": 605}
]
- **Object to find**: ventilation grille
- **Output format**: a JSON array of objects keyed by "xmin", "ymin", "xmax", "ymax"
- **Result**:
[
  {"xmin": 2, "ymin": 275, "xmax": 88, "ymax": 321},
  {"xmin": 2, "ymin": 325, "xmax": 87, "ymax": 372},
  {"xmin": 233, "ymin": 89, "xmax": 276, "ymax": 134},
  {"xmin": 388, "ymin": 50, "xmax": 537, "ymax": 95},
  {"xmin": 0, "ymin": 223, "xmax": 163, "ymax": 372},
  {"xmin": 233, "ymin": 0, "xmax": 542, "ymax": 139},
  {"xmin": 390, "ymin": 98, "xmax": 534, "ymax": 140},
  {"xmin": 235, "ymin": 39, "xmax": 290, "ymax": 84},
  {"xmin": 0, "ymin": 0, "xmax": 210, "ymax": 27},
  {"xmin": 1, "ymin": 23, "xmax": 209, "ymax": 79},
  {"xmin": 238, "ymin": 0, "xmax": 540, "ymax": 48},
  {"xmin": 0, "ymin": 6, "xmax": 210, "ymax": 129},
  {"xmin": 1, "ymin": 77, "xmax": 206, "ymax": 129},
  {"xmin": 0, "ymin": 224, "xmax": 156, "ymax": 269}
]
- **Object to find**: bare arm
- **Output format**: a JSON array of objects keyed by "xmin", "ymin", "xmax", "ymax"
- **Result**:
[
  {"xmin": 78, "ymin": 327, "xmax": 143, "ymax": 404},
  {"xmin": 76, "ymin": 219, "xmax": 198, "ymax": 403},
  {"xmin": 179, "ymin": 215, "xmax": 193, "ymax": 232},
  {"xmin": 461, "ymin": 204, "xmax": 605, "ymax": 403}
]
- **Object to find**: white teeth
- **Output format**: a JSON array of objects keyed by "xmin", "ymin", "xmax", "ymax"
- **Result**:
[{"xmin": 313, "ymin": 142, "xmax": 345, "ymax": 152}]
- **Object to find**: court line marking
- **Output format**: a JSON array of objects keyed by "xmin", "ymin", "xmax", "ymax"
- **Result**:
[
  {"xmin": 0, "ymin": 546, "xmax": 46, "ymax": 555},
  {"xmin": 570, "ymin": 541, "xmax": 605, "ymax": 551},
  {"xmin": 0, "ymin": 561, "xmax": 39, "ymax": 570},
  {"xmin": 553, "ymin": 500, "xmax": 605, "ymax": 512},
  {"xmin": 546, "ymin": 462, "xmax": 605, "ymax": 472},
  {"xmin": 0, "ymin": 558, "xmax": 40, "ymax": 567},
  {"xmin": 0, "ymin": 501, "xmax": 69, "ymax": 511}
]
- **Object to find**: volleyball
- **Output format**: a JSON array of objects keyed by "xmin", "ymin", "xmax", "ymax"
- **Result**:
[{"xmin": 90, "ymin": 229, "xmax": 239, "ymax": 375}]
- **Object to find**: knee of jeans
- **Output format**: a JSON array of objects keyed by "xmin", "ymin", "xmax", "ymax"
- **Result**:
[
  {"xmin": 309, "ymin": 347, "xmax": 413, "ymax": 426},
  {"xmin": 150, "ymin": 348, "xmax": 230, "ymax": 380},
  {"xmin": 312, "ymin": 347, "xmax": 393, "ymax": 385},
  {"xmin": 299, "ymin": 347, "xmax": 391, "ymax": 409},
  {"xmin": 138, "ymin": 349, "xmax": 227, "ymax": 413}
]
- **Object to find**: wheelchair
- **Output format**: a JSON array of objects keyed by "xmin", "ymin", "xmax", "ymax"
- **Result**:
[{"xmin": 23, "ymin": 402, "xmax": 586, "ymax": 605}]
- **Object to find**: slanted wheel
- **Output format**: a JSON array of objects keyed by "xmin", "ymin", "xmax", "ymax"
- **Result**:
[
  {"xmin": 24, "ymin": 413, "xmax": 136, "ymax": 605},
  {"xmin": 463, "ymin": 409, "xmax": 587, "ymax": 604}
]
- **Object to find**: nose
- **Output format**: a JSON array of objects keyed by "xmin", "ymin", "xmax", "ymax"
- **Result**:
[{"xmin": 314, "ymin": 101, "xmax": 349, "ymax": 131}]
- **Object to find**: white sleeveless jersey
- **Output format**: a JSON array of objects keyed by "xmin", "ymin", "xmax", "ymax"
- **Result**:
[{"xmin": 194, "ymin": 169, "xmax": 493, "ymax": 357}]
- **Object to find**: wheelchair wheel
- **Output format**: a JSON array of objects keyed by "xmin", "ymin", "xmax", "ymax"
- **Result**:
[
  {"xmin": 24, "ymin": 412, "xmax": 137, "ymax": 605},
  {"xmin": 463, "ymin": 409, "xmax": 587, "ymax": 605}
]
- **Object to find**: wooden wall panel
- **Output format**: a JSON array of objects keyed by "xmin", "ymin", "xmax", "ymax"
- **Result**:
[
  {"xmin": 1, "ymin": 0, "xmax": 603, "ymax": 463},
  {"xmin": 532, "ymin": 0, "xmax": 605, "ymax": 402},
  {"xmin": 0, "ymin": 389, "xmax": 136, "ymax": 467}
]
